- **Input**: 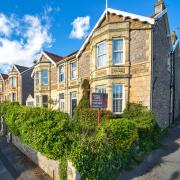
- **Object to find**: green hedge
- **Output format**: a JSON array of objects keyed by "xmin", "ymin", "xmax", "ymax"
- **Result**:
[
  {"xmin": 0, "ymin": 102, "xmax": 73, "ymax": 159},
  {"xmin": 69, "ymin": 119, "xmax": 138, "ymax": 179},
  {"xmin": 0, "ymin": 102, "xmax": 165, "ymax": 179}
]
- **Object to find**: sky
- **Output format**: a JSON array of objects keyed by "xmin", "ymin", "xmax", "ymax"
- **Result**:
[{"xmin": 0, "ymin": 0, "xmax": 179, "ymax": 73}]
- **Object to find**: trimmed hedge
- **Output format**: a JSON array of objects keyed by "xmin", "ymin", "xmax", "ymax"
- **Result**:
[
  {"xmin": 69, "ymin": 119, "xmax": 138, "ymax": 179},
  {"xmin": 0, "ymin": 102, "xmax": 73, "ymax": 159},
  {"xmin": 0, "ymin": 102, "xmax": 165, "ymax": 179}
]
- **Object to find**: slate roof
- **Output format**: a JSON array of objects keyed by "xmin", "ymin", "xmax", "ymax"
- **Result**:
[
  {"xmin": 1, "ymin": 74, "xmax": 8, "ymax": 80},
  {"xmin": 44, "ymin": 51, "xmax": 63, "ymax": 63},
  {"xmin": 15, "ymin": 65, "xmax": 29, "ymax": 73}
]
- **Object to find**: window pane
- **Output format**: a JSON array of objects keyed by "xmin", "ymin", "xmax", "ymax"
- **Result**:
[
  {"xmin": 112, "ymin": 84, "xmax": 123, "ymax": 113},
  {"xmin": 71, "ymin": 62, "xmax": 76, "ymax": 79},
  {"xmin": 97, "ymin": 42, "xmax": 106, "ymax": 68},
  {"xmin": 42, "ymin": 70, "xmax": 48, "ymax": 85},
  {"xmin": 113, "ymin": 39, "xmax": 124, "ymax": 65},
  {"xmin": 59, "ymin": 66, "xmax": 64, "ymax": 82}
]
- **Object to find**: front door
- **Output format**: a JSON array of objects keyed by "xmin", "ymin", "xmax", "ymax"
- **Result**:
[{"xmin": 71, "ymin": 92, "xmax": 77, "ymax": 115}]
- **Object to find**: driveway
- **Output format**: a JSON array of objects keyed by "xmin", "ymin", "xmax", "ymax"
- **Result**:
[
  {"xmin": 0, "ymin": 137, "xmax": 51, "ymax": 180},
  {"xmin": 118, "ymin": 124, "xmax": 180, "ymax": 180}
]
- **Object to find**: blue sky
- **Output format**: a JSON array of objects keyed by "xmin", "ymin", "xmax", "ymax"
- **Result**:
[{"xmin": 0, "ymin": 0, "xmax": 179, "ymax": 73}]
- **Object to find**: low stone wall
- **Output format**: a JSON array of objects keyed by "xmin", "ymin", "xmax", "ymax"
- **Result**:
[
  {"xmin": 11, "ymin": 134, "xmax": 81, "ymax": 180},
  {"xmin": 12, "ymin": 134, "xmax": 60, "ymax": 180}
]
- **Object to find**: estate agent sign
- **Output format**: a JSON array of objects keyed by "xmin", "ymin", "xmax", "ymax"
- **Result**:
[
  {"xmin": 92, "ymin": 93, "xmax": 108, "ymax": 109},
  {"xmin": 91, "ymin": 93, "xmax": 108, "ymax": 128}
]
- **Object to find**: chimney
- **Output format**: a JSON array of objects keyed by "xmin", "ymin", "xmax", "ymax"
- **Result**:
[
  {"xmin": 171, "ymin": 31, "xmax": 177, "ymax": 45},
  {"xmin": 154, "ymin": 0, "xmax": 166, "ymax": 14}
]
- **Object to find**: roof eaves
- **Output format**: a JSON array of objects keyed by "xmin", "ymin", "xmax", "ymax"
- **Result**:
[
  {"xmin": 76, "ymin": 8, "xmax": 154, "ymax": 58},
  {"xmin": 173, "ymin": 40, "xmax": 179, "ymax": 52}
]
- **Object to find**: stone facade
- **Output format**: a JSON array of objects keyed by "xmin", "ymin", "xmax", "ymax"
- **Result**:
[{"xmin": 1, "ymin": 0, "xmax": 179, "ymax": 127}]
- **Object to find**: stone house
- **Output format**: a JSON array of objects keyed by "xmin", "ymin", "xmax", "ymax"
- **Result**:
[
  {"xmin": 31, "ymin": 50, "xmax": 79, "ymax": 115},
  {"xmin": 3, "ymin": 65, "xmax": 34, "ymax": 105},
  {"xmin": 30, "ymin": 0, "xmax": 180, "ymax": 127},
  {"xmin": 0, "ymin": 0, "xmax": 178, "ymax": 127},
  {"xmin": 0, "ymin": 74, "xmax": 9, "ymax": 102}
]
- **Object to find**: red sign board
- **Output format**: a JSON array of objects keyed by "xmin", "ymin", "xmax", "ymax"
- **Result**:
[{"xmin": 92, "ymin": 93, "xmax": 108, "ymax": 108}]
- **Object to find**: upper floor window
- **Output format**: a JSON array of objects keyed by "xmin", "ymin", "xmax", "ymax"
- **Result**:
[
  {"xmin": 96, "ymin": 85, "xmax": 106, "ymax": 94},
  {"xmin": 97, "ymin": 41, "xmax": 106, "ymax": 68},
  {"xmin": 59, "ymin": 65, "xmax": 64, "ymax": 82},
  {"xmin": 0, "ymin": 83, "xmax": 3, "ymax": 92},
  {"xmin": 112, "ymin": 39, "xmax": 124, "ymax": 65},
  {"xmin": 71, "ymin": 61, "xmax": 76, "ymax": 80},
  {"xmin": 9, "ymin": 77, "xmax": 17, "ymax": 88},
  {"xmin": 35, "ymin": 71, "xmax": 40, "ymax": 86},
  {"xmin": 42, "ymin": 70, "xmax": 48, "ymax": 86}
]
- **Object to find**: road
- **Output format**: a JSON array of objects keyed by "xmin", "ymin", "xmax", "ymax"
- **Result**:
[
  {"xmin": 0, "ymin": 137, "xmax": 51, "ymax": 180},
  {"xmin": 118, "ymin": 125, "xmax": 180, "ymax": 180}
]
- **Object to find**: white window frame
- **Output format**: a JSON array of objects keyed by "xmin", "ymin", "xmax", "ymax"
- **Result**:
[
  {"xmin": 96, "ymin": 41, "xmax": 107, "ymax": 68},
  {"xmin": 112, "ymin": 84, "xmax": 125, "ymax": 114},
  {"xmin": 35, "ymin": 71, "xmax": 40, "ymax": 86},
  {"xmin": 71, "ymin": 61, "xmax": 76, "ymax": 80},
  {"xmin": 95, "ymin": 85, "xmax": 106, "ymax": 94},
  {"xmin": 59, "ymin": 65, "xmax": 65, "ymax": 82},
  {"xmin": 42, "ymin": 69, "xmax": 48, "ymax": 86},
  {"xmin": 36, "ymin": 95, "xmax": 40, "ymax": 107},
  {"xmin": 112, "ymin": 38, "xmax": 125, "ymax": 65}
]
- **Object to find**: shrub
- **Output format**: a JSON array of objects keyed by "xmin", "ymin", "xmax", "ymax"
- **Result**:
[
  {"xmin": 0, "ymin": 102, "xmax": 73, "ymax": 159},
  {"xmin": 69, "ymin": 118, "xmax": 138, "ymax": 179}
]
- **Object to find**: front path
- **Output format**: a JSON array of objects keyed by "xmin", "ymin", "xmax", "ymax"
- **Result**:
[
  {"xmin": 0, "ymin": 137, "xmax": 51, "ymax": 180},
  {"xmin": 118, "ymin": 124, "xmax": 180, "ymax": 180}
]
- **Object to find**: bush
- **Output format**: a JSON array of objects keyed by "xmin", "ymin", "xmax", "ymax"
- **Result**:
[
  {"xmin": 0, "ymin": 102, "xmax": 73, "ymax": 159},
  {"xmin": 70, "ymin": 118, "xmax": 138, "ymax": 179}
]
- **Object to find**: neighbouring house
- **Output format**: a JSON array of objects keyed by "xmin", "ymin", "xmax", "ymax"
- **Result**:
[
  {"xmin": 0, "ymin": 74, "xmax": 9, "ymax": 102},
  {"xmin": 26, "ymin": 94, "xmax": 34, "ymax": 107},
  {"xmin": 7, "ymin": 65, "xmax": 34, "ymax": 105},
  {"xmin": 31, "ymin": 50, "xmax": 79, "ymax": 115}
]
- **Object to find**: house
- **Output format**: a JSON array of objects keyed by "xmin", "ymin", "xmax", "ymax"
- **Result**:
[
  {"xmin": 32, "ymin": 50, "xmax": 79, "ymax": 114},
  {"xmin": 0, "ymin": 74, "xmax": 9, "ymax": 102},
  {"xmin": 7, "ymin": 65, "xmax": 34, "ymax": 105}
]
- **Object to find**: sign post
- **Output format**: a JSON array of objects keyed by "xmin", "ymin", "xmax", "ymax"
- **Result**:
[{"xmin": 91, "ymin": 93, "xmax": 108, "ymax": 128}]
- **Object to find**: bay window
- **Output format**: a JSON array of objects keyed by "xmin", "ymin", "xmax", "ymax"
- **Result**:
[
  {"xmin": 59, "ymin": 65, "xmax": 64, "ymax": 82},
  {"xmin": 112, "ymin": 84, "xmax": 124, "ymax": 113},
  {"xmin": 42, "ymin": 70, "xmax": 48, "ymax": 86},
  {"xmin": 112, "ymin": 39, "xmax": 124, "ymax": 65},
  {"xmin": 9, "ymin": 77, "xmax": 17, "ymax": 88},
  {"xmin": 97, "ymin": 41, "xmax": 106, "ymax": 68},
  {"xmin": 71, "ymin": 61, "xmax": 76, "ymax": 79}
]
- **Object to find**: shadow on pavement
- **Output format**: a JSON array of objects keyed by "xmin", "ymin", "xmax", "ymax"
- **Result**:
[
  {"xmin": 0, "ymin": 137, "xmax": 51, "ymax": 180},
  {"xmin": 118, "ymin": 127, "xmax": 180, "ymax": 180}
]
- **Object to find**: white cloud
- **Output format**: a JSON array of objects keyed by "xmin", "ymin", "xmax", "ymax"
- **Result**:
[
  {"xmin": 0, "ymin": 12, "xmax": 52, "ymax": 73},
  {"xmin": 70, "ymin": 16, "xmax": 90, "ymax": 39}
]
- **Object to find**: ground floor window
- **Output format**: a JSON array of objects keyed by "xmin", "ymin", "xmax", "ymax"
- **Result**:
[
  {"xmin": 95, "ymin": 85, "xmax": 106, "ymax": 94},
  {"xmin": 42, "ymin": 95, "xmax": 48, "ymax": 108},
  {"xmin": 36, "ymin": 95, "xmax": 40, "ymax": 107},
  {"xmin": 27, "ymin": 101, "xmax": 34, "ymax": 107},
  {"xmin": 70, "ymin": 91, "xmax": 77, "ymax": 115},
  {"xmin": 112, "ymin": 84, "xmax": 124, "ymax": 113},
  {"xmin": 59, "ymin": 93, "xmax": 65, "ymax": 111},
  {"xmin": 12, "ymin": 93, "xmax": 16, "ymax": 102}
]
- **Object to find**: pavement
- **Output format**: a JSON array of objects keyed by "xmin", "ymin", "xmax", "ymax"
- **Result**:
[
  {"xmin": 118, "ymin": 121, "xmax": 180, "ymax": 180},
  {"xmin": 0, "ymin": 137, "xmax": 51, "ymax": 180}
]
